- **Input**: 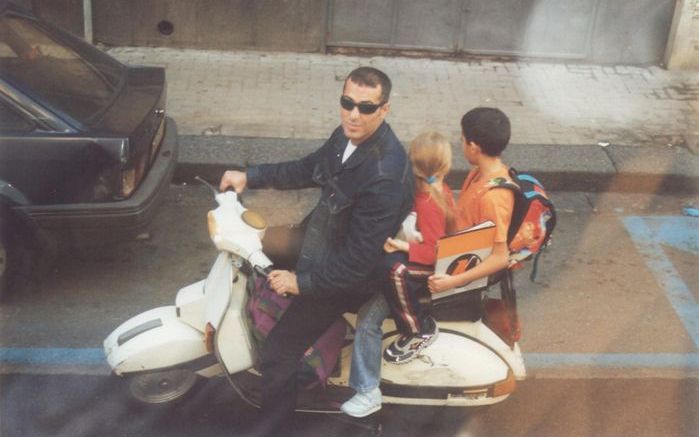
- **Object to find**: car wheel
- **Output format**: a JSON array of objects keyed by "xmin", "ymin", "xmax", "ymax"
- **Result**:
[
  {"xmin": 0, "ymin": 234, "xmax": 7, "ymax": 298},
  {"xmin": 0, "ymin": 223, "xmax": 16, "ymax": 299},
  {"xmin": 0, "ymin": 217, "xmax": 32, "ymax": 301}
]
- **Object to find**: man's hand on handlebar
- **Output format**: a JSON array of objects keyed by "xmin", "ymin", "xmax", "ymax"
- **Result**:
[
  {"xmin": 219, "ymin": 170, "xmax": 247, "ymax": 193},
  {"xmin": 268, "ymin": 270, "xmax": 300, "ymax": 296}
]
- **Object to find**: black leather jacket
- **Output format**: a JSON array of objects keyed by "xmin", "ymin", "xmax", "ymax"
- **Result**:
[{"xmin": 246, "ymin": 122, "xmax": 414, "ymax": 297}]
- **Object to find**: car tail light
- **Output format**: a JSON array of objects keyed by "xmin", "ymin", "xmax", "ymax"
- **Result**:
[
  {"xmin": 204, "ymin": 322, "xmax": 216, "ymax": 353},
  {"xmin": 120, "ymin": 152, "xmax": 147, "ymax": 199},
  {"xmin": 150, "ymin": 116, "xmax": 166, "ymax": 164},
  {"xmin": 121, "ymin": 168, "xmax": 136, "ymax": 198}
]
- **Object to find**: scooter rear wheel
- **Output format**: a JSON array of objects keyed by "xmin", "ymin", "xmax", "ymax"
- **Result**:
[{"xmin": 127, "ymin": 369, "xmax": 201, "ymax": 404}]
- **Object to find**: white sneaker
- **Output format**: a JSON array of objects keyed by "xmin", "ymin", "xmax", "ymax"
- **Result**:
[{"xmin": 340, "ymin": 387, "xmax": 382, "ymax": 418}]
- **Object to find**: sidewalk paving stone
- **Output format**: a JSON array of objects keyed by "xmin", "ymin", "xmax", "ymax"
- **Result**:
[
  {"xmin": 109, "ymin": 47, "xmax": 699, "ymax": 146},
  {"xmin": 107, "ymin": 46, "xmax": 699, "ymax": 193}
]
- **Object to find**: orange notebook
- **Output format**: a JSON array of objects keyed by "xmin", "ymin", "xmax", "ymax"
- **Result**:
[{"xmin": 433, "ymin": 221, "xmax": 495, "ymax": 299}]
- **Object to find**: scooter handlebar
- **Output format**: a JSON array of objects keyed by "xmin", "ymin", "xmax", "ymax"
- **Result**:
[
  {"xmin": 254, "ymin": 265, "xmax": 273, "ymax": 278},
  {"xmin": 248, "ymin": 250, "xmax": 273, "ymax": 273},
  {"xmin": 195, "ymin": 176, "xmax": 219, "ymax": 196}
]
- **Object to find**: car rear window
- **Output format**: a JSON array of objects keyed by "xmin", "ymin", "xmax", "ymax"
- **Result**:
[{"xmin": 0, "ymin": 15, "xmax": 123, "ymax": 125}]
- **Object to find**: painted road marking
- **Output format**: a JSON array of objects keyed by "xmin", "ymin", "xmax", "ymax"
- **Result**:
[
  {"xmin": 526, "ymin": 353, "xmax": 699, "ymax": 369},
  {"xmin": 623, "ymin": 216, "xmax": 699, "ymax": 348},
  {"xmin": 1, "ymin": 348, "xmax": 699, "ymax": 375},
  {"xmin": 0, "ymin": 347, "xmax": 105, "ymax": 365}
]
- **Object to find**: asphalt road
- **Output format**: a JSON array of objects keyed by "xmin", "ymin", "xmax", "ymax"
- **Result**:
[
  {"xmin": 1, "ymin": 374, "xmax": 696, "ymax": 437},
  {"xmin": 0, "ymin": 184, "xmax": 697, "ymax": 436}
]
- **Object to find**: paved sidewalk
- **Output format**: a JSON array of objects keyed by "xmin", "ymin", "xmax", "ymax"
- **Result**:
[{"xmin": 108, "ymin": 47, "xmax": 699, "ymax": 193}]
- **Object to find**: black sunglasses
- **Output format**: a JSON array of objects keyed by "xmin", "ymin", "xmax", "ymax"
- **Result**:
[{"xmin": 340, "ymin": 95, "xmax": 385, "ymax": 114}]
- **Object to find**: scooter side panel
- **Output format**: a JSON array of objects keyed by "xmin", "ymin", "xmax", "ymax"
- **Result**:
[
  {"xmin": 204, "ymin": 253, "xmax": 233, "ymax": 328},
  {"xmin": 378, "ymin": 330, "xmax": 516, "ymax": 407},
  {"xmin": 104, "ymin": 305, "xmax": 215, "ymax": 375},
  {"xmin": 380, "ymin": 331, "xmax": 510, "ymax": 387},
  {"xmin": 215, "ymin": 272, "xmax": 256, "ymax": 375},
  {"xmin": 440, "ymin": 320, "xmax": 527, "ymax": 380},
  {"xmin": 175, "ymin": 279, "xmax": 206, "ymax": 331},
  {"xmin": 104, "ymin": 306, "xmax": 178, "ymax": 353}
]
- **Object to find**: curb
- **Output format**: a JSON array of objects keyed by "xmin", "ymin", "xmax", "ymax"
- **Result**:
[{"xmin": 174, "ymin": 135, "xmax": 699, "ymax": 195}]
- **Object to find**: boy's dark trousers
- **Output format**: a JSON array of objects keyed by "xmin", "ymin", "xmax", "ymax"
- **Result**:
[{"xmin": 381, "ymin": 251, "xmax": 434, "ymax": 335}]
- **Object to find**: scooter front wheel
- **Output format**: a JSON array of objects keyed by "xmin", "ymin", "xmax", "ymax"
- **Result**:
[{"xmin": 127, "ymin": 369, "xmax": 201, "ymax": 404}]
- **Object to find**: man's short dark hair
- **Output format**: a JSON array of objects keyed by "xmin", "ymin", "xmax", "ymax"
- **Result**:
[
  {"xmin": 461, "ymin": 107, "xmax": 511, "ymax": 157},
  {"xmin": 345, "ymin": 67, "xmax": 392, "ymax": 103}
]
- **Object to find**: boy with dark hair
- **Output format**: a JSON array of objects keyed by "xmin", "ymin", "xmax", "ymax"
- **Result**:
[
  {"xmin": 460, "ymin": 106, "xmax": 511, "ymax": 156},
  {"xmin": 428, "ymin": 107, "xmax": 515, "ymax": 293}
]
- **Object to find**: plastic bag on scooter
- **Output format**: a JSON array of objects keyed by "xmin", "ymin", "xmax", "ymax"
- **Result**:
[{"xmin": 247, "ymin": 277, "xmax": 346, "ymax": 386}]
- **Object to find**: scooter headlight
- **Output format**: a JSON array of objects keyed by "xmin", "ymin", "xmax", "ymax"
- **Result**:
[{"xmin": 241, "ymin": 210, "xmax": 266, "ymax": 230}]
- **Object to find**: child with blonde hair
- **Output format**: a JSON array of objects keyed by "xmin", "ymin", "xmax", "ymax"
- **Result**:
[
  {"xmin": 381, "ymin": 131, "xmax": 456, "ymax": 363},
  {"xmin": 341, "ymin": 131, "xmax": 455, "ymax": 416}
]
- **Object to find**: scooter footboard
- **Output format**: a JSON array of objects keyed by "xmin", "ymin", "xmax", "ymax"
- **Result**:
[{"xmin": 104, "ymin": 306, "xmax": 218, "ymax": 376}]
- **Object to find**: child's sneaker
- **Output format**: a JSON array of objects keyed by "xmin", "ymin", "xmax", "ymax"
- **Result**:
[
  {"xmin": 340, "ymin": 387, "xmax": 382, "ymax": 417},
  {"xmin": 383, "ymin": 317, "xmax": 438, "ymax": 364}
]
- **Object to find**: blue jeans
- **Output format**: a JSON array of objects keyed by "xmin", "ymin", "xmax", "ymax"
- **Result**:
[{"xmin": 349, "ymin": 292, "xmax": 390, "ymax": 393}]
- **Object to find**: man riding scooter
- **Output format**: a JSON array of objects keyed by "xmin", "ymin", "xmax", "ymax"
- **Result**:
[{"xmin": 218, "ymin": 67, "xmax": 414, "ymax": 436}]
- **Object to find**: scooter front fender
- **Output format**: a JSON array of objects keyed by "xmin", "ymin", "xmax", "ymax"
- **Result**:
[{"xmin": 104, "ymin": 306, "xmax": 221, "ymax": 376}]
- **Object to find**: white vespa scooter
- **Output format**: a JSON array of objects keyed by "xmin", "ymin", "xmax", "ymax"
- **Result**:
[{"xmin": 104, "ymin": 178, "xmax": 526, "ymax": 412}]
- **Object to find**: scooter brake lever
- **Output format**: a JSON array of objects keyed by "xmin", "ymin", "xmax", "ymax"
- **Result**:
[{"xmin": 194, "ymin": 176, "xmax": 219, "ymax": 196}]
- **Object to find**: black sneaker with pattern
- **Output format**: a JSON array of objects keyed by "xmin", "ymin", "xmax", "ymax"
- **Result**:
[{"xmin": 383, "ymin": 317, "xmax": 438, "ymax": 364}]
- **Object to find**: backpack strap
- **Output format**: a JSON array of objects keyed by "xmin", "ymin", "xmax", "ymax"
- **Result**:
[
  {"xmin": 485, "ymin": 176, "xmax": 520, "ymax": 193},
  {"xmin": 530, "ymin": 250, "xmax": 543, "ymax": 281},
  {"xmin": 484, "ymin": 172, "xmax": 521, "ymax": 245}
]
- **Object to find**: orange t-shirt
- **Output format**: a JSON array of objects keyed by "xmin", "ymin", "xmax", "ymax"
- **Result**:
[{"xmin": 455, "ymin": 166, "xmax": 514, "ymax": 243}]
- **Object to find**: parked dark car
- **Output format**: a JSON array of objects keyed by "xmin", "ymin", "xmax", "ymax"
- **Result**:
[{"xmin": 0, "ymin": 2, "xmax": 178, "ymax": 298}]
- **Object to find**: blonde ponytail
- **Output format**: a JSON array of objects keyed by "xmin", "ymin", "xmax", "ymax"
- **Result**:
[{"xmin": 409, "ymin": 132, "xmax": 456, "ymax": 233}]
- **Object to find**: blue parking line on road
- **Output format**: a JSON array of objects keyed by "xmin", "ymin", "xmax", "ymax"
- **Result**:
[
  {"xmin": 0, "ymin": 348, "xmax": 105, "ymax": 365},
  {"xmin": 526, "ymin": 353, "xmax": 699, "ymax": 369},
  {"xmin": 641, "ymin": 216, "xmax": 699, "ymax": 253},
  {"xmin": 2, "ymin": 347, "xmax": 699, "ymax": 372},
  {"xmin": 623, "ymin": 216, "xmax": 699, "ymax": 349}
]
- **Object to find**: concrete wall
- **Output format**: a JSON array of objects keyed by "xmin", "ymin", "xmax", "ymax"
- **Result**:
[
  {"xmin": 589, "ymin": 0, "xmax": 676, "ymax": 65},
  {"xmin": 28, "ymin": 0, "xmax": 697, "ymax": 69},
  {"xmin": 665, "ymin": 0, "xmax": 699, "ymax": 69},
  {"xmin": 31, "ymin": 0, "xmax": 84, "ymax": 37},
  {"xmin": 90, "ymin": 0, "xmax": 325, "ymax": 52}
]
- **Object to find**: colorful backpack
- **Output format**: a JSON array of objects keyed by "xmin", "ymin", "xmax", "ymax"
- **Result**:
[{"xmin": 488, "ymin": 168, "xmax": 556, "ymax": 280}]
